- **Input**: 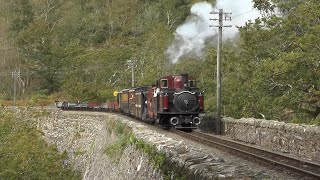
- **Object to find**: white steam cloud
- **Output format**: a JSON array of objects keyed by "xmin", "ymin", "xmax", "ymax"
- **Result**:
[{"xmin": 167, "ymin": 0, "xmax": 261, "ymax": 64}]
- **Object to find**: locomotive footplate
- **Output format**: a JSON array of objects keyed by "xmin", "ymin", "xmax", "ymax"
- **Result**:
[
  {"xmin": 158, "ymin": 112, "xmax": 201, "ymax": 129},
  {"xmin": 176, "ymin": 115, "xmax": 199, "ymax": 129},
  {"xmin": 157, "ymin": 112, "xmax": 200, "ymax": 115},
  {"xmin": 175, "ymin": 124, "xmax": 198, "ymax": 129}
]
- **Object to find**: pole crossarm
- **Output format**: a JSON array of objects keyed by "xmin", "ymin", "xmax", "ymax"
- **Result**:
[
  {"xmin": 209, "ymin": 9, "xmax": 232, "ymax": 134},
  {"xmin": 0, "ymin": 72, "xmax": 32, "ymax": 76},
  {"xmin": 209, "ymin": 25, "xmax": 232, "ymax": 28}
]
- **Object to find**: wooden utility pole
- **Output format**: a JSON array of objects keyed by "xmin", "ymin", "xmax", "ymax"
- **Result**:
[
  {"xmin": 11, "ymin": 70, "xmax": 20, "ymax": 109},
  {"xmin": 127, "ymin": 60, "xmax": 135, "ymax": 87},
  {"xmin": 210, "ymin": 9, "xmax": 232, "ymax": 134},
  {"xmin": 1, "ymin": 69, "xmax": 30, "ymax": 109},
  {"xmin": 131, "ymin": 62, "xmax": 134, "ymax": 87}
]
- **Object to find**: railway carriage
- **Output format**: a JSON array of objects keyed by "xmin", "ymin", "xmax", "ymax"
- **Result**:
[
  {"xmin": 118, "ymin": 89, "xmax": 129, "ymax": 114},
  {"xmin": 119, "ymin": 86, "xmax": 149, "ymax": 118}
]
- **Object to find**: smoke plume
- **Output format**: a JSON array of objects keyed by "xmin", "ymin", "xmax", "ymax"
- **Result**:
[{"xmin": 167, "ymin": 0, "xmax": 261, "ymax": 64}]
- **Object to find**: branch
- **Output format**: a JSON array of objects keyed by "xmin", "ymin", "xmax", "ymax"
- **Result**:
[
  {"xmin": 268, "ymin": 77, "xmax": 293, "ymax": 94},
  {"xmin": 257, "ymin": 112, "xmax": 266, "ymax": 119}
]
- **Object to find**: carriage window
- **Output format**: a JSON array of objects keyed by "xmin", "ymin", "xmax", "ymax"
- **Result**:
[
  {"xmin": 161, "ymin": 79, "xmax": 168, "ymax": 88},
  {"xmin": 189, "ymin": 80, "xmax": 195, "ymax": 87}
]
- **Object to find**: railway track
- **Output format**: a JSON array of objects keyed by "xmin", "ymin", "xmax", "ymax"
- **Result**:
[{"xmin": 174, "ymin": 130, "xmax": 320, "ymax": 179}]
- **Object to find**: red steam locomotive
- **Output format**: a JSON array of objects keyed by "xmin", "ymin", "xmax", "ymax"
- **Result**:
[{"xmin": 118, "ymin": 74, "xmax": 204, "ymax": 129}]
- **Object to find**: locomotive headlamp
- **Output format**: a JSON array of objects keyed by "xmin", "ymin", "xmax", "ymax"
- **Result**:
[
  {"xmin": 113, "ymin": 91, "xmax": 119, "ymax": 97},
  {"xmin": 170, "ymin": 117, "xmax": 179, "ymax": 125},
  {"xmin": 193, "ymin": 117, "xmax": 201, "ymax": 125}
]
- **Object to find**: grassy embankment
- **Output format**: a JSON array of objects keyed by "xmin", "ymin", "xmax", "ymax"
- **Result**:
[{"xmin": 0, "ymin": 110, "xmax": 80, "ymax": 179}]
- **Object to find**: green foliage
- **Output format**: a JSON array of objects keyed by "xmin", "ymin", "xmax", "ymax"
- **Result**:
[
  {"xmin": 0, "ymin": 112, "xmax": 80, "ymax": 180},
  {"xmin": 3, "ymin": 0, "xmax": 34, "ymax": 35},
  {"xmin": 104, "ymin": 137, "xmax": 127, "ymax": 163},
  {"xmin": 217, "ymin": 0, "xmax": 320, "ymax": 123},
  {"xmin": 31, "ymin": 110, "xmax": 51, "ymax": 118},
  {"xmin": 29, "ymin": 90, "xmax": 53, "ymax": 106},
  {"xmin": 105, "ymin": 120, "xmax": 135, "ymax": 163},
  {"xmin": 1, "ymin": 0, "xmax": 318, "ymax": 124},
  {"xmin": 0, "ymin": 0, "xmax": 195, "ymax": 97},
  {"xmin": 134, "ymin": 138, "xmax": 166, "ymax": 169}
]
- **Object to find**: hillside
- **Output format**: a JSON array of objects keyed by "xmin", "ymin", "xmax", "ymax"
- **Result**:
[{"xmin": 0, "ymin": 0, "xmax": 319, "ymax": 124}]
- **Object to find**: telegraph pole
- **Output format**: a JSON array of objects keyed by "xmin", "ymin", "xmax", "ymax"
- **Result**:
[
  {"xmin": 127, "ymin": 60, "xmax": 135, "ymax": 87},
  {"xmin": 1, "ymin": 69, "xmax": 30, "ymax": 110},
  {"xmin": 131, "ymin": 62, "xmax": 134, "ymax": 87},
  {"xmin": 11, "ymin": 70, "xmax": 20, "ymax": 109},
  {"xmin": 210, "ymin": 9, "xmax": 232, "ymax": 134}
]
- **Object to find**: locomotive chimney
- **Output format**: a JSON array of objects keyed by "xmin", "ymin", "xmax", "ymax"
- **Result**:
[{"xmin": 181, "ymin": 73, "xmax": 188, "ymax": 88}]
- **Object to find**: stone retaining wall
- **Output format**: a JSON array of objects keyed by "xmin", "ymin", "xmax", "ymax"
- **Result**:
[
  {"xmin": 39, "ymin": 111, "xmax": 163, "ymax": 180},
  {"xmin": 223, "ymin": 117, "xmax": 320, "ymax": 163},
  {"xmin": 38, "ymin": 110, "xmax": 278, "ymax": 179}
]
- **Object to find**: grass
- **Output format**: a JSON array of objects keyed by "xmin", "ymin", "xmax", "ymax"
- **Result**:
[{"xmin": 0, "ymin": 111, "xmax": 81, "ymax": 180}]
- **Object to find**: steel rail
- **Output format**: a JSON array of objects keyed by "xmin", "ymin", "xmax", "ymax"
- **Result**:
[{"xmin": 174, "ymin": 130, "xmax": 320, "ymax": 179}]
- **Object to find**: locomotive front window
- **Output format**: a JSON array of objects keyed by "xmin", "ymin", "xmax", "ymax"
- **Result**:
[
  {"xmin": 189, "ymin": 80, "xmax": 195, "ymax": 87},
  {"xmin": 161, "ymin": 79, "xmax": 168, "ymax": 88}
]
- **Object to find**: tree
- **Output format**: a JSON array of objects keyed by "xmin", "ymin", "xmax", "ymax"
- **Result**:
[{"xmin": 237, "ymin": 0, "xmax": 320, "ymax": 123}]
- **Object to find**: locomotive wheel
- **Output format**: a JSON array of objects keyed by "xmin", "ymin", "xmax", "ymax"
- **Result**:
[{"xmin": 159, "ymin": 116, "xmax": 170, "ymax": 130}]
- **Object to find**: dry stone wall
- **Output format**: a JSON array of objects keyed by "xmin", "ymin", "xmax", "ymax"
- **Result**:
[
  {"xmin": 36, "ymin": 110, "xmax": 281, "ymax": 179},
  {"xmin": 223, "ymin": 117, "xmax": 320, "ymax": 163},
  {"xmin": 39, "ymin": 111, "xmax": 162, "ymax": 180}
]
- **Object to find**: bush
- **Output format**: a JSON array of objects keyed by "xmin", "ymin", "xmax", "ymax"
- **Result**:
[
  {"xmin": 198, "ymin": 113, "xmax": 217, "ymax": 133},
  {"xmin": 29, "ymin": 91, "xmax": 53, "ymax": 106}
]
